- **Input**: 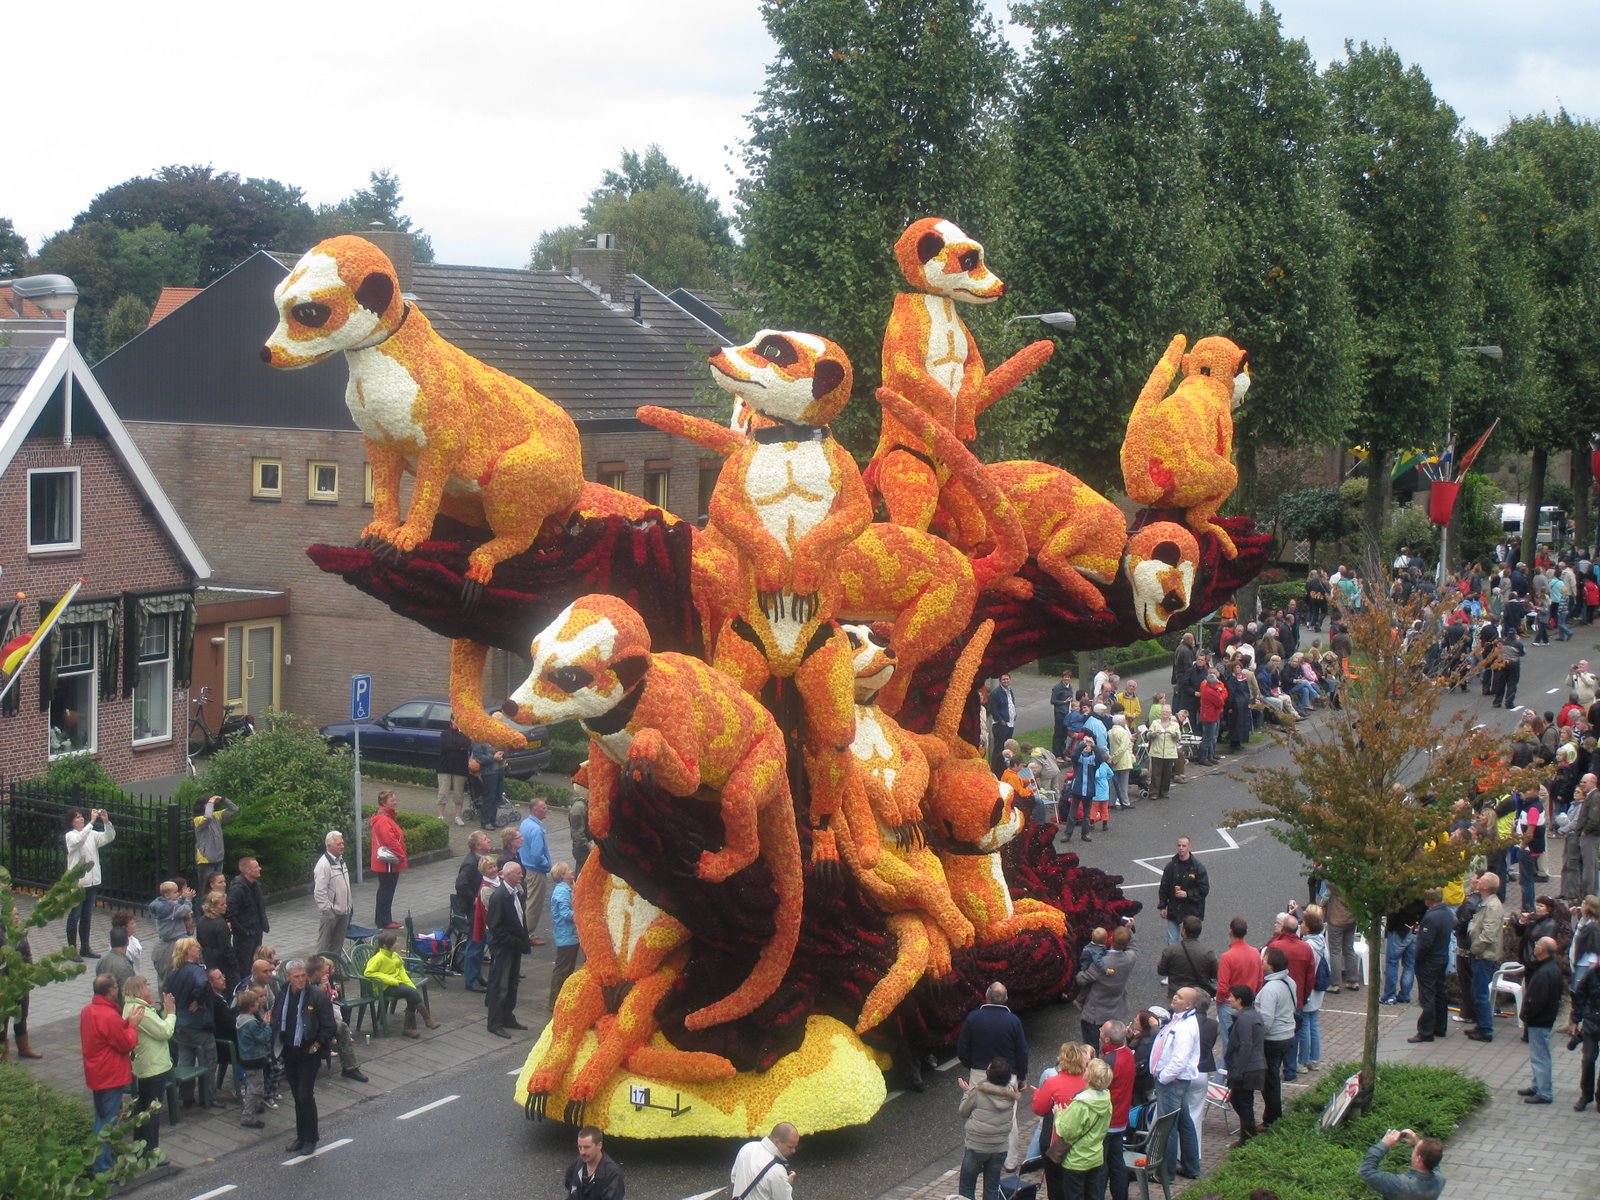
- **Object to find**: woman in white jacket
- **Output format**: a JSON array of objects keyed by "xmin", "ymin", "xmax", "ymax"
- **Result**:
[{"xmin": 64, "ymin": 807, "xmax": 115, "ymax": 958}]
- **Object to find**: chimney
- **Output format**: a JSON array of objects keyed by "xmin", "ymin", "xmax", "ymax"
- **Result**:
[
  {"xmin": 362, "ymin": 225, "xmax": 415, "ymax": 296},
  {"xmin": 570, "ymin": 234, "xmax": 628, "ymax": 304}
]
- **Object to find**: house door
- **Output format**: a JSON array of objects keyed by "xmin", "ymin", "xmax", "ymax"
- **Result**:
[{"xmin": 225, "ymin": 619, "xmax": 280, "ymax": 716}]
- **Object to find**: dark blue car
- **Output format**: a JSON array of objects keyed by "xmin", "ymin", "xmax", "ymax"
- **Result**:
[{"xmin": 319, "ymin": 695, "xmax": 552, "ymax": 778}]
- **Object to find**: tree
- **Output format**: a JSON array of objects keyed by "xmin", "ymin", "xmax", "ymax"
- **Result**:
[
  {"xmin": 110, "ymin": 223, "xmax": 209, "ymax": 307},
  {"xmin": 529, "ymin": 224, "xmax": 585, "ymax": 272},
  {"xmin": 1227, "ymin": 596, "xmax": 1507, "ymax": 1110},
  {"xmin": 0, "ymin": 218, "xmax": 29, "ymax": 278},
  {"xmin": 79, "ymin": 164, "xmax": 314, "ymax": 280},
  {"xmin": 1324, "ymin": 44, "xmax": 1470, "ymax": 557},
  {"xmin": 586, "ymin": 183, "xmax": 724, "ymax": 290},
  {"xmin": 1009, "ymin": 0, "xmax": 1219, "ymax": 486},
  {"xmin": 313, "ymin": 168, "xmax": 435, "ymax": 263},
  {"xmin": 1276, "ymin": 485, "xmax": 1353, "ymax": 565},
  {"xmin": 101, "ymin": 295, "xmax": 153, "ymax": 351},
  {"xmin": 737, "ymin": 0, "xmax": 1015, "ymax": 451},
  {"xmin": 1193, "ymin": 0, "xmax": 1356, "ymax": 519}
]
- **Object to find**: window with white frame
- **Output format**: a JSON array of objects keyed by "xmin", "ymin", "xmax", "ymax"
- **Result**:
[
  {"xmin": 132, "ymin": 614, "xmax": 172, "ymax": 743},
  {"xmin": 49, "ymin": 624, "xmax": 96, "ymax": 756},
  {"xmin": 308, "ymin": 461, "xmax": 339, "ymax": 502},
  {"xmin": 28, "ymin": 467, "xmax": 80, "ymax": 551}
]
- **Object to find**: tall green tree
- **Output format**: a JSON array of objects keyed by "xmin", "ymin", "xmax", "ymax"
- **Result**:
[
  {"xmin": 1194, "ymin": 0, "xmax": 1355, "ymax": 520},
  {"xmin": 1009, "ymin": 0, "xmax": 1219, "ymax": 487},
  {"xmin": 79, "ymin": 164, "xmax": 314, "ymax": 280},
  {"xmin": 1492, "ymin": 112, "xmax": 1600, "ymax": 554},
  {"xmin": 736, "ymin": 0, "xmax": 1015, "ymax": 451},
  {"xmin": 313, "ymin": 168, "xmax": 435, "ymax": 263},
  {"xmin": 0, "ymin": 218, "xmax": 29, "ymax": 278},
  {"xmin": 1324, "ymin": 43, "xmax": 1470, "ymax": 557}
]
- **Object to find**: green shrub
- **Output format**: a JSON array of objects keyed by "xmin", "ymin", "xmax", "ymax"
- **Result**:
[
  {"xmin": 1257, "ymin": 577, "xmax": 1309, "ymax": 615},
  {"xmin": 196, "ymin": 710, "xmax": 352, "ymax": 837},
  {"xmin": 547, "ymin": 722, "xmax": 588, "ymax": 775},
  {"xmin": 0, "ymin": 1058, "xmax": 92, "ymax": 1188},
  {"xmin": 361, "ymin": 762, "xmax": 436, "ymax": 788},
  {"xmin": 224, "ymin": 796, "xmax": 324, "ymax": 893},
  {"xmin": 1196, "ymin": 1063, "xmax": 1488, "ymax": 1199},
  {"xmin": 37, "ymin": 755, "xmax": 119, "ymax": 796},
  {"xmin": 1382, "ymin": 504, "xmax": 1436, "ymax": 565},
  {"xmin": 504, "ymin": 779, "xmax": 570, "ymax": 808}
]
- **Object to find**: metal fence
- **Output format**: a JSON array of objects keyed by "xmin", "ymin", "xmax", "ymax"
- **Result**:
[{"xmin": 1, "ymin": 779, "xmax": 195, "ymax": 907}]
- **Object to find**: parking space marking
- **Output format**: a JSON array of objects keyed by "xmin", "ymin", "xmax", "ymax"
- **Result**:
[
  {"xmin": 187, "ymin": 1187, "xmax": 238, "ymax": 1200},
  {"xmin": 1129, "ymin": 829, "xmax": 1248, "ymax": 878},
  {"xmin": 399, "ymin": 1094, "xmax": 460, "ymax": 1120}
]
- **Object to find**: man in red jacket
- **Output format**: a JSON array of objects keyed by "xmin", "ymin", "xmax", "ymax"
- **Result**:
[
  {"xmin": 1266, "ymin": 912, "xmax": 1316, "ymax": 1082},
  {"xmin": 80, "ymin": 974, "xmax": 139, "ymax": 1175},
  {"xmin": 1216, "ymin": 917, "xmax": 1263, "ymax": 1054},
  {"xmin": 1100, "ymin": 1021, "xmax": 1138, "ymax": 1200}
]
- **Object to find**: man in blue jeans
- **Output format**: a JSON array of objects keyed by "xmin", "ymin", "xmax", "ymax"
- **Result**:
[
  {"xmin": 1465, "ymin": 872, "xmax": 1505, "ymax": 1042},
  {"xmin": 1518, "ymin": 937, "xmax": 1564, "ymax": 1103},
  {"xmin": 80, "ymin": 974, "xmax": 139, "ymax": 1175},
  {"xmin": 1149, "ymin": 988, "xmax": 1202, "ymax": 1183},
  {"xmin": 1380, "ymin": 899, "xmax": 1423, "ymax": 1005}
]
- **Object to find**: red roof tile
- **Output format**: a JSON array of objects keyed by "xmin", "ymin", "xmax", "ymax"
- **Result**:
[{"xmin": 147, "ymin": 286, "xmax": 203, "ymax": 327}]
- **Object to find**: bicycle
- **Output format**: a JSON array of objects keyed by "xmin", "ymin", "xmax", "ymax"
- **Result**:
[{"xmin": 186, "ymin": 686, "xmax": 254, "ymax": 775}]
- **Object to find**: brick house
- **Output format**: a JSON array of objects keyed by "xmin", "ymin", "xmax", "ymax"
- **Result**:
[
  {"xmin": 94, "ymin": 234, "xmax": 728, "ymax": 726},
  {"xmin": 0, "ymin": 325, "xmax": 210, "ymax": 784}
]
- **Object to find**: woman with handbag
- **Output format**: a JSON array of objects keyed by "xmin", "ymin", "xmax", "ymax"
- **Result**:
[
  {"xmin": 369, "ymin": 791, "xmax": 409, "ymax": 929},
  {"xmin": 1049, "ymin": 1058, "xmax": 1113, "ymax": 1200},
  {"xmin": 1031, "ymin": 1043, "xmax": 1092, "ymax": 1200}
]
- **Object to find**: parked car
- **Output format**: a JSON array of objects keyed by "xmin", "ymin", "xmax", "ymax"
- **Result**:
[{"xmin": 318, "ymin": 696, "xmax": 553, "ymax": 778}]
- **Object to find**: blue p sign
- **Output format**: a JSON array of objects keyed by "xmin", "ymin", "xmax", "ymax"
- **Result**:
[{"xmin": 351, "ymin": 674, "xmax": 372, "ymax": 722}]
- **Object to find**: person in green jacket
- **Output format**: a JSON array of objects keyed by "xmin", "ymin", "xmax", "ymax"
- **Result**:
[
  {"xmin": 363, "ymin": 930, "xmax": 440, "ymax": 1037},
  {"xmin": 122, "ymin": 975, "xmax": 176, "ymax": 1159},
  {"xmin": 1054, "ymin": 1058, "xmax": 1114, "ymax": 1199}
]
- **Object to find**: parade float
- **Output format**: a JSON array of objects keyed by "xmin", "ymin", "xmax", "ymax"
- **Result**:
[{"xmin": 270, "ymin": 220, "xmax": 1269, "ymax": 1138}]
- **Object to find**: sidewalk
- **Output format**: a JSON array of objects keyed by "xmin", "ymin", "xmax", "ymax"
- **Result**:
[
  {"xmin": 877, "ymin": 999, "xmax": 1599, "ymax": 1199},
  {"xmin": 7, "ymin": 778, "xmax": 577, "ymax": 1173}
]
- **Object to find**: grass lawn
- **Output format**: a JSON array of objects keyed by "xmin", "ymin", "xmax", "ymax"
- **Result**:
[{"xmin": 1190, "ymin": 1063, "xmax": 1487, "ymax": 1199}]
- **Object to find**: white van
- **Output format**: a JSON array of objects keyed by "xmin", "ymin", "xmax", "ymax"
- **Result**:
[{"xmin": 1499, "ymin": 503, "xmax": 1566, "ymax": 543}]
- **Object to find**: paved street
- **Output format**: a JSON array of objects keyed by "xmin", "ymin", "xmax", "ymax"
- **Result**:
[{"xmin": 9, "ymin": 631, "xmax": 1600, "ymax": 1198}]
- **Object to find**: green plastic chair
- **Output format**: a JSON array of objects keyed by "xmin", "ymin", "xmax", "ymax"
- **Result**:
[{"xmin": 342, "ymin": 944, "xmax": 388, "ymax": 1035}]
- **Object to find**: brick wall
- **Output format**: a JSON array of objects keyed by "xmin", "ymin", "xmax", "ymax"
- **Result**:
[
  {"xmin": 126, "ymin": 421, "xmax": 708, "ymax": 727},
  {"xmin": 0, "ymin": 436, "xmax": 192, "ymax": 784}
]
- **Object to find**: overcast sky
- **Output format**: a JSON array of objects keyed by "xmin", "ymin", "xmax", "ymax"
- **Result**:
[{"xmin": 9, "ymin": 1, "xmax": 1597, "ymax": 270}]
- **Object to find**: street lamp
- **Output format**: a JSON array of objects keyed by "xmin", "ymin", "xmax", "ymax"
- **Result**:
[
  {"xmin": 1438, "ymin": 345, "xmax": 1505, "ymax": 575},
  {"xmin": 1007, "ymin": 311, "xmax": 1077, "ymax": 332},
  {"xmin": 9, "ymin": 274, "xmax": 80, "ymax": 447}
]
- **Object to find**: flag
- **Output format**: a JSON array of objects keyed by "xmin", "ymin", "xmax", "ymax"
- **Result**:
[
  {"xmin": 0, "ymin": 580, "xmax": 82, "ymax": 705},
  {"xmin": 1455, "ymin": 419, "xmax": 1500, "ymax": 478}
]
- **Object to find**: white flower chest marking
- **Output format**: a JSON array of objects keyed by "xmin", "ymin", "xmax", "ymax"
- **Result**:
[
  {"xmin": 588, "ymin": 727, "xmax": 634, "ymax": 764},
  {"xmin": 921, "ymin": 295, "xmax": 969, "ymax": 400},
  {"xmin": 747, "ymin": 441, "xmax": 834, "ymax": 550},
  {"xmin": 982, "ymin": 853, "xmax": 1016, "ymax": 918},
  {"xmin": 602, "ymin": 874, "xmax": 663, "ymax": 957},
  {"xmin": 345, "ymin": 348, "xmax": 429, "ymax": 447},
  {"xmin": 851, "ymin": 706, "xmax": 899, "ymax": 792}
]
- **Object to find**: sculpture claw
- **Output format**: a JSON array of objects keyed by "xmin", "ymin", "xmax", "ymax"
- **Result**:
[
  {"xmin": 525, "ymin": 1090, "xmax": 548, "ymax": 1121},
  {"xmin": 461, "ymin": 577, "xmax": 484, "ymax": 614},
  {"xmin": 564, "ymin": 1097, "xmax": 588, "ymax": 1127}
]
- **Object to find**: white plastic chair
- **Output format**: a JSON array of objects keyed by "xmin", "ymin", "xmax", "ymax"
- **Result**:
[
  {"xmin": 1490, "ymin": 961, "xmax": 1526, "ymax": 1029},
  {"xmin": 1204, "ymin": 1071, "xmax": 1239, "ymax": 1137},
  {"xmin": 1351, "ymin": 932, "xmax": 1370, "ymax": 986}
]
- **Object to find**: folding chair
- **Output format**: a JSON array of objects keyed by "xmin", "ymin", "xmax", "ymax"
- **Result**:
[
  {"xmin": 1124, "ymin": 1106, "xmax": 1181, "ymax": 1200},
  {"xmin": 1204, "ymin": 1070, "xmax": 1239, "ymax": 1137}
]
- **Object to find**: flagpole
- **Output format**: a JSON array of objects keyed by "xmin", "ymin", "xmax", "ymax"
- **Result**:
[{"xmin": 0, "ymin": 580, "xmax": 83, "ymax": 707}]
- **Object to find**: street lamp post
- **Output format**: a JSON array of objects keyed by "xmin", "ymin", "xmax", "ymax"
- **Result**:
[
  {"xmin": 10, "ymin": 274, "xmax": 80, "ymax": 447},
  {"xmin": 1006, "ymin": 311, "xmax": 1077, "ymax": 332}
]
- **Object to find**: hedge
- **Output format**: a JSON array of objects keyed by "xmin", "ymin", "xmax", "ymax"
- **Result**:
[
  {"xmin": 0, "ymin": 1059, "xmax": 93, "ymax": 1186},
  {"xmin": 1192, "ymin": 1063, "xmax": 1488, "ymax": 1199},
  {"xmin": 546, "ymin": 722, "xmax": 587, "ymax": 776}
]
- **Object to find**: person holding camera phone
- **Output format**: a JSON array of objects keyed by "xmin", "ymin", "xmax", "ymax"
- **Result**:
[
  {"xmin": 1357, "ymin": 1128, "xmax": 1445, "ymax": 1199},
  {"xmin": 64, "ymin": 807, "xmax": 116, "ymax": 959}
]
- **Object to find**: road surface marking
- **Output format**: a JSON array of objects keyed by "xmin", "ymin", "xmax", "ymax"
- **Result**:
[
  {"xmin": 1120, "ymin": 882, "xmax": 1160, "ymax": 890},
  {"xmin": 187, "ymin": 1188, "xmax": 238, "ymax": 1200},
  {"xmin": 1235, "ymin": 818, "xmax": 1276, "ymax": 828},
  {"xmin": 1130, "ymin": 828, "xmax": 1246, "ymax": 877},
  {"xmin": 936, "ymin": 1056, "xmax": 960, "ymax": 1071},
  {"xmin": 884, "ymin": 1089, "xmax": 906, "ymax": 1103},
  {"xmin": 398, "ymin": 1094, "xmax": 460, "ymax": 1120},
  {"xmin": 678, "ymin": 1190, "xmax": 726, "ymax": 1200},
  {"xmin": 507, "ymin": 1068, "xmax": 521, "ymax": 1075},
  {"xmin": 283, "ymin": 1137, "xmax": 352, "ymax": 1166},
  {"xmin": 1547, "ymin": 687, "xmax": 1561, "ymax": 694}
]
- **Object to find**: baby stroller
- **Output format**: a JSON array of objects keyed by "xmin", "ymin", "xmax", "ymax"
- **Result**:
[{"xmin": 1132, "ymin": 727, "xmax": 1152, "ymax": 798}]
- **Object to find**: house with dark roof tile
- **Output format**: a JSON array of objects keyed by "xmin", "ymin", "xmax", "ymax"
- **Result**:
[
  {"xmin": 93, "ymin": 233, "xmax": 729, "ymax": 726},
  {"xmin": 0, "ymin": 328, "xmax": 208, "ymax": 784}
]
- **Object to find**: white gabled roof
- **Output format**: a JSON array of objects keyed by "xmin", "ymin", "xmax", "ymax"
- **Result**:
[{"xmin": 0, "ymin": 337, "xmax": 211, "ymax": 580}]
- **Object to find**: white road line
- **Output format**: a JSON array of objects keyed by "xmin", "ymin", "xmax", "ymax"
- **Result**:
[
  {"xmin": 884, "ymin": 1089, "xmax": 906, "ymax": 1103},
  {"xmin": 187, "ymin": 1187, "xmax": 238, "ymax": 1200},
  {"xmin": 398, "ymin": 1094, "xmax": 460, "ymax": 1120},
  {"xmin": 507, "ymin": 1068, "xmax": 521, "ymax": 1075},
  {"xmin": 678, "ymin": 1190, "xmax": 727, "ymax": 1200},
  {"xmin": 1235, "ymin": 818, "xmax": 1276, "ymax": 828},
  {"xmin": 1216, "ymin": 826, "xmax": 1239, "ymax": 850},
  {"xmin": 1547, "ymin": 687, "xmax": 1561, "ymax": 694},
  {"xmin": 283, "ymin": 1137, "xmax": 352, "ymax": 1166},
  {"xmin": 935, "ymin": 1056, "xmax": 960, "ymax": 1072},
  {"xmin": 1120, "ymin": 882, "xmax": 1160, "ymax": 890}
]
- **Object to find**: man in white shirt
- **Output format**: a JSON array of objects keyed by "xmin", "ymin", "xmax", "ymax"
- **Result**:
[
  {"xmin": 312, "ymin": 831, "xmax": 352, "ymax": 956},
  {"xmin": 731, "ymin": 1122, "xmax": 800, "ymax": 1200},
  {"xmin": 1150, "ymin": 988, "xmax": 1202, "ymax": 1185},
  {"xmin": 1569, "ymin": 660, "xmax": 1597, "ymax": 707}
]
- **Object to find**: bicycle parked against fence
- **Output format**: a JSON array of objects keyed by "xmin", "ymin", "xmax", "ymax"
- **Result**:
[{"xmin": 186, "ymin": 686, "xmax": 254, "ymax": 775}]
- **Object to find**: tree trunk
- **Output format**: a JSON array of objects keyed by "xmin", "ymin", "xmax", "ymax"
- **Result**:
[
  {"xmin": 1363, "ymin": 454, "xmax": 1391, "ymax": 577},
  {"xmin": 1235, "ymin": 439, "xmax": 1261, "ymax": 619},
  {"xmin": 1358, "ymin": 912, "xmax": 1384, "ymax": 1113},
  {"xmin": 1522, "ymin": 446, "xmax": 1548, "ymax": 563},
  {"xmin": 1572, "ymin": 444, "xmax": 1591, "ymax": 552}
]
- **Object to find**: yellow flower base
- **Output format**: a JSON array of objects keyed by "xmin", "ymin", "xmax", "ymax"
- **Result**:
[{"xmin": 512, "ymin": 1014, "xmax": 889, "ymax": 1138}]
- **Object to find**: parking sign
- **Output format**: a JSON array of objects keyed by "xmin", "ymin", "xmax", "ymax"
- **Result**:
[{"xmin": 351, "ymin": 674, "xmax": 372, "ymax": 721}]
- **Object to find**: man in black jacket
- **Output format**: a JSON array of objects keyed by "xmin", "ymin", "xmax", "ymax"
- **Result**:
[
  {"xmin": 1518, "ymin": 936, "xmax": 1564, "ymax": 1104},
  {"xmin": 486, "ymin": 862, "xmax": 528, "ymax": 1037},
  {"xmin": 1408, "ymin": 889, "xmax": 1457, "ymax": 1043},
  {"xmin": 565, "ymin": 1125, "xmax": 624, "ymax": 1199},
  {"xmin": 272, "ymin": 958, "xmax": 337, "ymax": 1154},
  {"xmin": 1158, "ymin": 838, "xmax": 1210, "ymax": 944},
  {"xmin": 227, "ymin": 858, "xmax": 269, "ymax": 972}
]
